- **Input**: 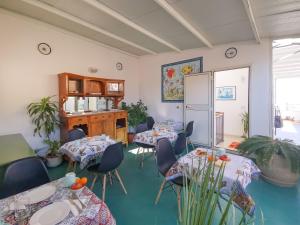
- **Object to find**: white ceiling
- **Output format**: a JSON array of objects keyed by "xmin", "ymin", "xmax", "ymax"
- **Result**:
[
  {"xmin": 273, "ymin": 38, "xmax": 300, "ymax": 78},
  {"xmin": 1, "ymin": 0, "xmax": 300, "ymax": 56}
]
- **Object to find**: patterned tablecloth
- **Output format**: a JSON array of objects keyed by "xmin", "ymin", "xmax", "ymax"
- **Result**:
[
  {"xmin": 133, "ymin": 129, "xmax": 178, "ymax": 146},
  {"xmin": 0, "ymin": 179, "xmax": 116, "ymax": 225},
  {"xmin": 166, "ymin": 149, "xmax": 261, "ymax": 216},
  {"xmin": 59, "ymin": 135, "xmax": 116, "ymax": 169},
  {"xmin": 153, "ymin": 121, "xmax": 183, "ymax": 133}
]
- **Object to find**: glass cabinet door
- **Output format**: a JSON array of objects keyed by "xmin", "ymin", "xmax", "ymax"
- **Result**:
[{"xmin": 106, "ymin": 81, "xmax": 124, "ymax": 96}]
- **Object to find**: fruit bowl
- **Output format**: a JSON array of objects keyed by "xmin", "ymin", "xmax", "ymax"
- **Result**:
[
  {"xmin": 195, "ymin": 148, "xmax": 207, "ymax": 157},
  {"xmin": 70, "ymin": 177, "xmax": 88, "ymax": 192},
  {"xmin": 219, "ymin": 154, "xmax": 230, "ymax": 162}
]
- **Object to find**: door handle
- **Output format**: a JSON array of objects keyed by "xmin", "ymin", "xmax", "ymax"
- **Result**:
[{"xmin": 186, "ymin": 105, "xmax": 191, "ymax": 109}]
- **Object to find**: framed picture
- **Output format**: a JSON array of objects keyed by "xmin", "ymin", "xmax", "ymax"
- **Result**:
[
  {"xmin": 161, "ymin": 57, "xmax": 203, "ymax": 102},
  {"xmin": 216, "ymin": 86, "xmax": 236, "ymax": 100}
]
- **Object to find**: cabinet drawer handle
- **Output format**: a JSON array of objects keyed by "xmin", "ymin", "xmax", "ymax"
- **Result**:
[{"xmin": 78, "ymin": 119, "xmax": 82, "ymax": 121}]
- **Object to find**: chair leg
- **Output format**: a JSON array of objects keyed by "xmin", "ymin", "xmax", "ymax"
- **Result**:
[
  {"xmin": 140, "ymin": 148, "xmax": 145, "ymax": 168},
  {"xmin": 66, "ymin": 160, "xmax": 73, "ymax": 173},
  {"xmin": 108, "ymin": 172, "xmax": 113, "ymax": 186},
  {"xmin": 186, "ymin": 140, "xmax": 189, "ymax": 153},
  {"xmin": 115, "ymin": 170, "xmax": 127, "ymax": 195},
  {"xmin": 102, "ymin": 174, "xmax": 107, "ymax": 201},
  {"xmin": 73, "ymin": 161, "xmax": 77, "ymax": 172},
  {"xmin": 177, "ymin": 186, "xmax": 182, "ymax": 222},
  {"xmin": 136, "ymin": 147, "xmax": 141, "ymax": 159},
  {"xmin": 90, "ymin": 174, "xmax": 98, "ymax": 191},
  {"xmin": 155, "ymin": 179, "xmax": 166, "ymax": 205},
  {"xmin": 188, "ymin": 137, "xmax": 195, "ymax": 150}
]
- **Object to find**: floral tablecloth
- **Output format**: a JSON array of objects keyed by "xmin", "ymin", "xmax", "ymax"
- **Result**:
[
  {"xmin": 166, "ymin": 149, "xmax": 261, "ymax": 216},
  {"xmin": 0, "ymin": 179, "xmax": 116, "ymax": 225},
  {"xmin": 153, "ymin": 121, "xmax": 184, "ymax": 133},
  {"xmin": 133, "ymin": 129, "xmax": 178, "ymax": 146},
  {"xmin": 59, "ymin": 135, "xmax": 116, "ymax": 169}
]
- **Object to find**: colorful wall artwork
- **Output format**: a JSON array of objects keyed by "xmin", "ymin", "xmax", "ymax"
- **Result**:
[{"xmin": 161, "ymin": 57, "xmax": 203, "ymax": 102}]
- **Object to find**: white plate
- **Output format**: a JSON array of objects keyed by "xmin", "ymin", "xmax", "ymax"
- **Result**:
[
  {"xmin": 29, "ymin": 201, "xmax": 70, "ymax": 225},
  {"xmin": 19, "ymin": 185, "xmax": 56, "ymax": 204}
]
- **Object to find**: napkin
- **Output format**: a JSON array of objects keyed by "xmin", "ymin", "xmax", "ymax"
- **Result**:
[
  {"xmin": 64, "ymin": 199, "xmax": 83, "ymax": 216},
  {"xmin": 4, "ymin": 201, "xmax": 26, "ymax": 211}
]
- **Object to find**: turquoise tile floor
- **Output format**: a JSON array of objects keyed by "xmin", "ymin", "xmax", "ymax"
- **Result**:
[{"xmin": 46, "ymin": 145, "xmax": 300, "ymax": 225}]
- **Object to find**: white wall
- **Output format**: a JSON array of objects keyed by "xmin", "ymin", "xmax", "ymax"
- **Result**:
[
  {"xmin": 0, "ymin": 10, "xmax": 140, "ymax": 149},
  {"xmin": 0, "ymin": 9, "xmax": 274, "ymax": 150},
  {"xmin": 139, "ymin": 39, "xmax": 273, "ymax": 137},
  {"xmin": 215, "ymin": 68, "xmax": 249, "ymax": 136}
]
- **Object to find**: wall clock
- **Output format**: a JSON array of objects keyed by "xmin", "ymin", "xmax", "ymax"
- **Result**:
[
  {"xmin": 37, "ymin": 43, "xmax": 51, "ymax": 55},
  {"xmin": 116, "ymin": 62, "xmax": 123, "ymax": 71},
  {"xmin": 225, "ymin": 47, "xmax": 237, "ymax": 58}
]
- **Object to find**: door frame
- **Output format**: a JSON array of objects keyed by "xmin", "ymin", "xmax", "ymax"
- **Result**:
[
  {"xmin": 212, "ymin": 66, "xmax": 251, "ymax": 147},
  {"xmin": 184, "ymin": 72, "xmax": 214, "ymax": 147}
]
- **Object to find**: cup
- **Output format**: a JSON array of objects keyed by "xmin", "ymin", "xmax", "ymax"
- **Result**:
[
  {"xmin": 216, "ymin": 148, "xmax": 226, "ymax": 156},
  {"xmin": 64, "ymin": 172, "xmax": 77, "ymax": 187}
]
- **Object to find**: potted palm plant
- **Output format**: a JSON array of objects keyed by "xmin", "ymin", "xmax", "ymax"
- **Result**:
[
  {"xmin": 241, "ymin": 112, "xmax": 249, "ymax": 138},
  {"xmin": 238, "ymin": 135, "xmax": 300, "ymax": 187},
  {"xmin": 27, "ymin": 96, "xmax": 62, "ymax": 167},
  {"xmin": 181, "ymin": 160, "xmax": 262, "ymax": 224},
  {"xmin": 121, "ymin": 100, "xmax": 148, "ymax": 143}
]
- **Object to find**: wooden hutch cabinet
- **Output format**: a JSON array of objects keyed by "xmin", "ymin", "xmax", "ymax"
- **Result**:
[{"xmin": 58, "ymin": 73, "xmax": 128, "ymax": 145}]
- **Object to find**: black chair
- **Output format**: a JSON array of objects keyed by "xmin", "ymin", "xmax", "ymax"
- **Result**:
[
  {"xmin": 155, "ymin": 138, "xmax": 187, "ymax": 220},
  {"xmin": 67, "ymin": 128, "xmax": 86, "ymax": 142},
  {"xmin": 185, "ymin": 121, "xmax": 195, "ymax": 152},
  {"xmin": 134, "ymin": 123, "xmax": 155, "ymax": 168},
  {"xmin": 87, "ymin": 142, "xmax": 127, "ymax": 201},
  {"xmin": 0, "ymin": 157, "xmax": 50, "ymax": 199},
  {"xmin": 146, "ymin": 116, "xmax": 155, "ymax": 130},
  {"xmin": 174, "ymin": 132, "xmax": 186, "ymax": 157}
]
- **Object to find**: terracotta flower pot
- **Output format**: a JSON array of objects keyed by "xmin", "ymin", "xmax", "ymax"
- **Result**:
[{"xmin": 260, "ymin": 154, "xmax": 300, "ymax": 187}]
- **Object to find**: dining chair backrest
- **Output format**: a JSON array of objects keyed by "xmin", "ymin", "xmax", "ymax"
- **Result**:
[
  {"xmin": 135, "ymin": 123, "xmax": 148, "ymax": 134},
  {"xmin": 185, "ymin": 121, "xmax": 194, "ymax": 138},
  {"xmin": 174, "ymin": 132, "xmax": 186, "ymax": 155},
  {"xmin": 146, "ymin": 116, "xmax": 155, "ymax": 130},
  {"xmin": 97, "ymin": 142, "xmax": 124, "ymax": 173},
  {"xmin": 156, "ymin": 138, "xmax": 177, "ymax": 176},
  {"xmin": 67, "ymin": 128, "xmax": 86, "ymax": 142},
  {"xmin": 0, "ymin": 157, "xmax": 50, "ymax": 199}
]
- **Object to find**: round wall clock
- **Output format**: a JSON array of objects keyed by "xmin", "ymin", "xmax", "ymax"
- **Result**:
[
  {"xmin": 37, "ymin": 43, "xmax": 51, "ymax": 55},
  {"xmin": 116, "ymin": 62, "xmax": 123, "ymax": 71},
  {"xmin": 225, "ymin": 47, "xmax": 237, "ymax": 58}
]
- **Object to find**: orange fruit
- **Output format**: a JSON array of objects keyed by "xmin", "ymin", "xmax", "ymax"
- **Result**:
[
  {"xmin": 75, "ymin": 178, "xmax": 81, "ymax": 184},
  {"xmin": 71, "ymin": 183, "xmax": 82, "ymax": 190},
  {"xmin": 80, "ymin": 177, "xmax": 88, "ymax": 185},
  {"xmin": 207, "ymin": 155, "xmax": 214, "ymax": 162}
]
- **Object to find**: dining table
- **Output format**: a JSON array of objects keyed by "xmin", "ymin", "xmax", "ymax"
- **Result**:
[
  {"xmin": 153, "ymin": 120, "xmax": 184, "ymax": 133},
  {"xmin": 0, "ymin": 178, "xmax": 116, "ymax": 225},
  {"xmin": 166, "ymin": 148, "xmax": 261, "ymax": 216},
  {"xmin": 59, "ymin": 135, "xmax": 116, "ymax": 170},
  {"xmin": 133, "ymin": 122, "xmax": 178, "ymax": 146}
]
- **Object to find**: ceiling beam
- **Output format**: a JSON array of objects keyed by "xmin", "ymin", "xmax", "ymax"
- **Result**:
[
  {"xmin": 154, "ymin": 0, "xmax": 213, "ymax": 48},
  {"xmin": 82, "ymin": 0, "xmax": 181, "ymax": 52},
  {"xmin": 21, "ymin": 0, "xmax": 157, "ymax": 55},
  {"xmin": 242, "ymin": 0, "xmax": 261, "ymax": 43}
]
